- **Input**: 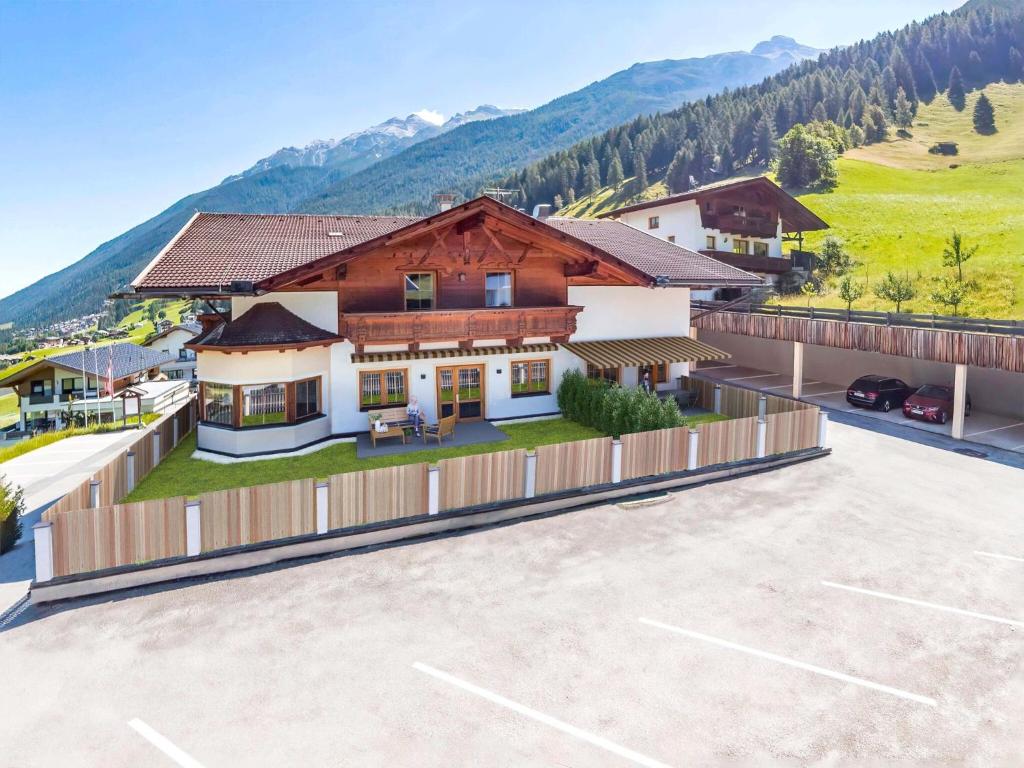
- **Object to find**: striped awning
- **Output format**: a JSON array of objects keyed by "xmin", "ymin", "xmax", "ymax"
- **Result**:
[
  {"xmin": 352, "ymin": 343, "xmax": 558, "ymax": 364},
  {"xmin": 561, "ymin": 336, "xmax": 730, "ymax": 367}
]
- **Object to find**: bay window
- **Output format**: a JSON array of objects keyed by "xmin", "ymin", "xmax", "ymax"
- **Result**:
[
  {"xmin": 242, "ymin": 383, "xmax": 286, "ymax": 426},
  {"xmin": 295, "ymin": 377, "xmax": 320, "ymax": 420},
  {"xmin": 200, "ymin": 376, "xmax": 323, "ymax": 428},
  {"xmin": 203, "ymin": 382, "xmax": 235, "ymax": 426}
]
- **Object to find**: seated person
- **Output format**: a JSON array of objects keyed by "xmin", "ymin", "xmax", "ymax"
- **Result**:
[{"xmin": 406, "ymin": 395, "xmax": 423, "ymax": 435}]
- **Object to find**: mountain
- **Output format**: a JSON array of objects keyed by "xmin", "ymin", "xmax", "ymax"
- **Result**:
[{"xmin": 0, "ymin": 37, "xmax": 822, "ymax": 328}]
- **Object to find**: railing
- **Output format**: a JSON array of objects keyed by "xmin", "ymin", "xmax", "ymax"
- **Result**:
[
  {"xmin": 698, "ymin": 250, "xmax": 792, "ymax": 274},
  {"xmin": 705, "ymin": 213, "xmax": 777, "ymax": 238},
  {"xmin": 691, "ymin": 300, "xmax": 1024, "ymax": 337},
  {"xmin": 341, "ymin": 305, "xmax": 583, "ymax": 345}
]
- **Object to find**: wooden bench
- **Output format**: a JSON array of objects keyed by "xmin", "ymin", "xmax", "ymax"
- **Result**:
[{"xmin": 367, "ymin": 407, "xmax": 412, "ymax": 448}]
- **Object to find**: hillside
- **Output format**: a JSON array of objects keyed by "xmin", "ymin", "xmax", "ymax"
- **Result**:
[{"xmin": 0, "ymin": 36, "xmax": 819, "ymax": 330}]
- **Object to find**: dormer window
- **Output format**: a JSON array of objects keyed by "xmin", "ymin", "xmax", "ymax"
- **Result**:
[{"xmin": 647, "ymin": 216, "xmax": 660, "ymax": 230}]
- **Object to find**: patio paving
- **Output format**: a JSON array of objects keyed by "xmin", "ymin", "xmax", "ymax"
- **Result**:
[{"xmin": 355, "ymin": 419, "xmax": 510, "ymax": 458}]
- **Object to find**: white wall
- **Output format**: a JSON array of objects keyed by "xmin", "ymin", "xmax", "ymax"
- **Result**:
[
  {"xmin": 617, "ymin": 200, "xmax": 783, "ymax": 258},
  {"xmin": 197, "ymin": 346, "xmax": 331, "ymax": 386},
  {"xmin": 147, "ymin": 328, "xmax": 195, "ymax": 360},
  {"xmin": 232, "ymin": 291, "xmax": 338, "ymax": 334},
  {"xmin": 569, "ymin": 285, "xmax": 691, "ymax": 341}
]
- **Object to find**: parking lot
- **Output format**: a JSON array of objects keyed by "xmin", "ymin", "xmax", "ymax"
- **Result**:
[
  {"xmin": 696, "ymin": 362, "xmax": 1024, "ymax": 453},
  {"xmin": 2, "ymin": 421, "xmax": 1022, "ymax": 766}
]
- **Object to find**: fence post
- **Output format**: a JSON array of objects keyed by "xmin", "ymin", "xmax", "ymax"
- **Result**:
[
  {"xmin": 152, "ymin": 431, "xmax": 161, "ymax": 461},
  {"xmin": 173, "ymin": 415, "xmax": 179, "ymax": 446},
  {"xmin": 713, "ymin": 384, "xmax": 722, "ymax": 415},
  {"xmin": 817, "ymin": 411, "xmax": 829, "ymax": 449},
  {"xmin": 315, "ymin": 481, "xmax": 329, "ymax": 533},
  {"xmin": 427, "ymin": 466, "xmax": 440, "ymax": 515},
  {"xmin": 32, "ymin": 521, "xmax": 54, "ymax": 583},
  {"xmin": 89, "ymin": 479, "xmax": 100, "ymax": 509},
  {"xmin": 524, "ymin": 451, "xmax": 537, "ymax": 499},
  {"xmin": 757, "ymin": 394, "xmax": 768, "ymax": 420},
  {"xmin": 126, "ymin": 451, "xmax": 136, "ymax": 493},
  {"xmin": 185, "ymin": 500, "xmax": 201, "ymax": 556},
  {"xmin": 611, "ymin": 439, "xmax": 623, "ymax": 484},
  {"xmin": 756, "ymin": 418, "xmax": 767, "ymax": 458},
  {"xmin": 687, "ymin": 429, "xmax": 699, "ymax": 471}
]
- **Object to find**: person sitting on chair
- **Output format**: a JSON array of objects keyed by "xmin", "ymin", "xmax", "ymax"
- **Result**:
[{"xmin": 407, "ymin": 395, "xmax": 422, "ymax": 436}]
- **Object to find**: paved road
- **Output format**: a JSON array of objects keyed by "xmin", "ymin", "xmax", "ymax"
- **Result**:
[{"xmin": 3, "ymin": 422, "xmax": 1022, "ymax": 766}]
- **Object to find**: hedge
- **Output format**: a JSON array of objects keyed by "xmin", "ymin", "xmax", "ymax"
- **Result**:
[{"xmin": 556, "ymin": 369, "xmax": 685, "ymax": 437}]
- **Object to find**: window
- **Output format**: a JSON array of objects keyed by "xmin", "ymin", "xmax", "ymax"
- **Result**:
[
  {"xmin": 586, "ymin": 364, "xmax": 620, "ymax": 385},
  {"xmin": 706, "ymin": 235, "xmax": 716, "ymax": 250},
  {"xmin": 733, "ymin": 239, "xmax": 750, "ymax": 255},
  {"xmin": 241, "ymin": 383, "xmax": 286, "ymax": 426},
  {"xmin": 753, "ymin": 242, "xmax": 768, "ymax": 258},
  {"xmin": 61, "ymin": 377, "xmax": 78, "ymax": 394},
  {"xmin": 511, "ymin": 359, "xmax": 549, "ymax": 397},
  {"xmin": 647, "ymin": 216, "xmax": 660, "ymax": 230},
  {"xmin": 404, "ymin": 272, "xmax": 435, "ymax": 310},
  {"xmin": 295, "ymin": 377, "xmax": 320, "ymax": 420},
  {"xmin": 166, "ymin": 369, "xmax": 183, "ymax": 381},
  {"xmin": 639, "ymin": 363, "xmax": 669, "ymax": 386},
  {"xmin": 360, "ymin": 369, "xmax": 407, "ymax": 409},
  {"xmin": 203, "ymin": 382, "xmax": 234, "ymax": 426},
  {"xmin": 485, "ymin": 272, "xmax": 513, "ymax": 307},
  {"xmin": 667, "ymin": 235, "xmax": 676, "ymax": 244}
]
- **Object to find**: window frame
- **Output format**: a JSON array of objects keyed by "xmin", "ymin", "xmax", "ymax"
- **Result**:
[
  {"xmin": 403, "ymin": 271, "xmax": 436, "ymax": 311},
  {"xmin": 294, "ymin": 376, "xmax": 321, "ymax": 421},
  {"xmin": 706, "ymin": 235, "xmax": 716, "ymax": 250},
  {"xmin": 586, "ymin": 363, "xmax": 621, "ymax": 386},
  {"xmin": 666, "ymin": 235, "xmax": 676, "ymax": 244},
  {"xmin": 733, "ymin": 239, "xmax": 750, "ymax": 255},
  {"xmin": 240, "ymin": 382, "xmax": 288, "ymax": 427},
  {"xmin": 510, "ymin": 358, "xmax": 551, "ymax": 398},
  {"xmin": 647, "ymin": 216, "xmax": 660, "ymax": 230},
  {"xmin": 359, "ymin": 368, "xmax": 409, "ymax": 411},
  {"xmin": 484, "ymin": 271, "xmax": 514, "ymax": 308},
  {"xmin": 199, "ymin": 376, "xmax": 324, "ymax": 429},
  {"xmin": 753, "ymin": 241, "xmax": 768, "ymax": 258},
  {"xmin": 201, "ymin": 381, "xmax": 236, "ymax": 427}
]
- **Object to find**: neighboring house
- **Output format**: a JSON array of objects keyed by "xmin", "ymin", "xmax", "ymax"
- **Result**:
[
  {"xmin": 597, "ymin": 176, "xmax": 828, "ymax": 300},
  {"xmin": 126, "ymin": 196, "xmax": 760, "ymax": 458},
  {"xmin": 0, "ymin": 342, "xmax": 190, "ymax": 432},
  {"xmin": 143, "ymin": 322, "xmax": 201, "ymax": 381}
]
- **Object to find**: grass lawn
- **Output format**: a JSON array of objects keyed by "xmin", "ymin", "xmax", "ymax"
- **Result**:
[
  {"xmin": 0, "ymin": 391, "xmax": 17, "ymax": 429},
  {"xmin": 0, "ymin": 412, "xmax": 161, "ymax": 465},
  {"xmin": 125, "ymin": 412, "xmax": 727, "ymax": 502}
]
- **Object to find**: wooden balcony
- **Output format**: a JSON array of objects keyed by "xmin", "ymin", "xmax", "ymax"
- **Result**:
[
  {"xmin": 699, "ymin": 249, "xmax": 792, "ymax": 275},
  {"xmin": 705, "ymin": 213, "xmax": 778, "ymax": 238},
  {"xmin": 340, "ymin": 305, "xmax": 584, "ymax": 345}
]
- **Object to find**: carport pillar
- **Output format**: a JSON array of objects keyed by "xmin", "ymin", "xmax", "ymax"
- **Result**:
[
  {"xmin": 952, "ymin": 363, "xmax": 968, "ymax": 440},
  {"xmin": 792, "ymin": 341, "xmax": 804, "ymax": 399},
  {"xmin": 817, "ymin": 412, "xmax": 829, "ymax": 449},
  {"xmin": 33, "ymin": 521, "xmax": 54, "ymax": 583},
  {"xmin": 524, "ymin": 451, "xmax": 537, "ymax": 498},
  {"xmin": 757, "ymin": 395, "xmax": 768, "ymax": 420},
  {"xmin": 126, "ymin": 451, "xmax": 136, "ymax": 493},
  {"xmin": 611, "ymin": 440, "xmax": 623, "ymax": 483},
  {"xmin": 315, "ymin": 481, "xmax": 329, "ymax": 534},
  {"xmin": 185, "ymin": 500, "xmax": 201, "ymax": 556},
  {"xmin": 427, "ymin": 466, "xmax": 440, "ymax": 515},
  {"xmin": 687, "ymin": 429, "xmax": 699, "ymax": 471},
  {"xmin": 713, "ymin": 384, "xmax": 722, "ymax": 414},
  {"xmin": 756, "ymin": 418, "xmax": 767, "ymax": 458}
]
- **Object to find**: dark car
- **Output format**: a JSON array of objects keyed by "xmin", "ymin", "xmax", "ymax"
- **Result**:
[
  {"xmin": 903, "ymin": 384, "xmax": 971, "ymax": 424},
  {"xmin": 846, "ymin": 375, "xmax": 915, "ymax": 412}
]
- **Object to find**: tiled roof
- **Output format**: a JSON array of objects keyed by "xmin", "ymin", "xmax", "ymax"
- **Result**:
[
  {"xmin": 46, "ymin": 343, "xmax": 174, "ymax": 379},
  {"xmin": 133, "ymin": 212, "xmax": 419, "ymax": 290},
  {"xmin": 545, "ymin": 218, "xmax": 763, "ymax": 285},
  {"xmin": 190, "ymin": 302, "xmax": 340, "ymax": 349}
]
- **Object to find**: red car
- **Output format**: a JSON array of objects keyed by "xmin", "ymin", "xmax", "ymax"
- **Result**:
[{"xmin": 902, "ymin": 384, "xmax": 972, "ymax": 424}]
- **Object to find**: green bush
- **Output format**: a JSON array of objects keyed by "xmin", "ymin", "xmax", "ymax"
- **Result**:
[
  {"xmin": 0, "ymin": 474, "xmax": 24, "ymax": 554},
  {"xmin": 556, "ymin": 369, "xmax": 685, "ymax": 437}
]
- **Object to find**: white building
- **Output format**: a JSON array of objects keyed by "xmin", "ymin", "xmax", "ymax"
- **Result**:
[{"xmin": 143, "ymin": 322, "xmax": 201, "ymax": 381}]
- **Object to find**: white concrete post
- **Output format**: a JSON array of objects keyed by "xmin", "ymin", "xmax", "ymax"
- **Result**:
[
  {"xmin": 757, "ymin": 395, "xmax": 768, "ymax": 420},
  {"xmin": 185, "ymin": 501, "xmax": 201, "ymax": 557},
  {"xmin": 315, "ymin": 481, "xmax": 329, "ymax": 533},
  {"xmin": 172, "ymin": 415, "xmax": 179, "ymax": 446},
  {"xmin": 713, "ymin": 384, "xmax": 722, "ymax": 414},
  {"xmin": 32, "ymin": 521, "xmax": 54, "ymax": 583},
  {"xmin": 126, "ymin": 451, "xmax": 136, "ymax": 493},
  {"xmin": 427, "ymin": 466, "xmax": 440, "ymax": 515},
  {"xmin": 524, "ymin": 451, "xmax": 537, "ymax": 498},
  {"xmin": 89, "ymin": 480, "xmax": 100, "ymax": 509},
  {"xmin": 817, "ymin": 411, "xmax": 829, "ymax": 448},
  {"xmin": 687, "ymin": 429, "xmax": 699, "ymax": 471},
  {"xmin": 792, "ymin": 341, "xmax": 804, "ymax": 399},
  {"xmin": 689, "ymin": 325, "xmax": 698, "ymax": 339},
  {"xmin": 611, "ymin": 439, "xmax": 623, "ymax": 484},
  {"xmin": 152, "ymin": 431, "xmax": 161, "ymax": 460},
  {"xmin": 756, "ymin": 418, "xmax": 767, "ymax": 458},
  {"xmin": 951, "ymin": 363, "xmax": 967, "ymax": 440}
]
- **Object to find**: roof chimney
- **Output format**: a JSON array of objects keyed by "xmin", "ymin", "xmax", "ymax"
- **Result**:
[
  {"xmin": 532, "ymin": 203, "xmax": 552, "ymax": 220},
  {"xmin": 433, "ymin": 193, "xmax": 456, "ymax": 212}
]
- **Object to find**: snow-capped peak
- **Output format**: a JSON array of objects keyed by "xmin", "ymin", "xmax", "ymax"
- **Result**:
[{"xmin": 413, "ymin": 109, "xmax": 445, "ymax": 126}]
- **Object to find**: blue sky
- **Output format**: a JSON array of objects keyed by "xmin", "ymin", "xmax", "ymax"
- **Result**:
[{"xmin": 0, "ymin": 0, "xmax": 961, "ymax": 299}]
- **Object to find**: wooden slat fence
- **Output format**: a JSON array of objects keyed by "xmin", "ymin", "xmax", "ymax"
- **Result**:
[
  {"xmin": 43, "ymin": 478, "xmax": 93, "ymax": 519},
  {"xmin": 765, "ymin": 409, "xmax": 819, "ymax": 455},
  {"xmin": 49, "ymin": 497, "xmax": 188, "ymax": 577},
  {"xmin": 199, "ymin": 478, "xmax": 316, "ymax": 553},
  {"xmin": 438, "ymin": 450, "xmax": 526, "ymax": 511},
  {"xmin": 535, "ymin": 436, "xmax": 612, "ymax": 495},
  {"xmin": 620, "ymin": 426, "xmax": 690, "ymax": 481},
  {"xmin": 696, "ymin": 416, "xmax": 759, "ymax": 466},
  {"xmin": 327, "ymin": 463, "xmax": 429, "ymax": 530}
]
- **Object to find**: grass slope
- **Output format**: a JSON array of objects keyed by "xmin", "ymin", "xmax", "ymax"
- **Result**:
[{"xmin": 0, "ymin": 392, "xmax": 17, "ymax": 429}]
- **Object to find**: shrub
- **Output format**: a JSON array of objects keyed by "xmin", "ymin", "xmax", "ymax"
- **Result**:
[
  {"xmin": 0, "ymin": 474, "xmax": 24, "ymax": 555},
  {"xmin": 556, "ymin": 369, "xmax": 684, "ymax": 437}
]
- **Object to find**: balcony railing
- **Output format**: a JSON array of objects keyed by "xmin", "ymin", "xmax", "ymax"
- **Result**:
[
  {"xmin": 699, "ymin": 249, "xmax": 792, "ymax": 275},
  {"xmin": 706, "ymin": 213, "xmax": 777, "ymax": 238},
  {"xmin": 340, "ymin": 305, "xmax": 583, "ymax": 345}
]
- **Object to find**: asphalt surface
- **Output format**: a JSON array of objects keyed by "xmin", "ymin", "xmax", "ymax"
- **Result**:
[{"xmin": 2, "ymin": 421, "xmax": 1022, "ymax": 766}]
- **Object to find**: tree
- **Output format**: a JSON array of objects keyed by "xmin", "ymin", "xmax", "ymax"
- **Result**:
[
  {"xmin": 848, "ymin": 124, "xmax": 866, "ymax": 148},
  {"xmin": 973, "ymin": 91, "xmax": 996, "ymax": 134},
  {"xmin": 774, "ymin": 125, "xmax": 838, "ymax": 190},
  {"xmin": 633, "ymin": 151, "xmax": 648, "ymax": 192},
  {"xmin": 1010, "ymin": 47, "xmax": 1024, "ymax": 83},
  {"xmin": 817, "ymin": 235, "xmax": 855, "ymax": 277},
  {"xmin": 665, "ymin": 146, "xmax": 692, "ymax": 193},
  {"xmin": 753, "ymin": 115, "xmax": 777, "ymax": 165},
  {"xmin": 838, "ymin": 275, "xmax": 865, "ymax": 312},
  {"xmin": 931, "ymin": 276, "xmax": 972, "ymax": 316},
  {"xmin": 606, "ymin": 150, "xmax": 624, "ymax": 188},
  {"xmin": 552, "ymin": 194, "xmax": 564, "ymax": 211},
  {"xmin": 800, "ymin": 279, "xmax": 819, "ymax": 307},
  {"xmin": 864, "ymin": 105, "xmax": 888, "ymax": 143},
  {"xmin": 947, "ymin": 66, "xmax": 966, "ymax": 111},
  {"xmin": 873, "ymin": 272, "xmax": 916, "ymax": 312},
  {"xmin": 942, "ymin": 231, "xmax": 977, "ymax": 283},
  {"xmin": 894, "ymin": 87, "xmax": 914, "ymax": 132}
]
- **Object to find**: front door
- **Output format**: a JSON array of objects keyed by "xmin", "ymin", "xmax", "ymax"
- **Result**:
[{"xmin": 436, "ymin": 364, "xmax": 485, "ymax": 421}]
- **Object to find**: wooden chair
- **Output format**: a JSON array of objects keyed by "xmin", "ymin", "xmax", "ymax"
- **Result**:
[
  {"xmin": 368, "ymin": 408, "xmax": 409, "ymax": 448},
  {"xmin": 422, "ymin": 414, "xmax": 456, "ymax": 445}
]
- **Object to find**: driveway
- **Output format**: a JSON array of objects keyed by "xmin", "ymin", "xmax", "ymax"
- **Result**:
[{"xmin": 2, "ymin": 421, "xmax": 1022, "ymax": 766}]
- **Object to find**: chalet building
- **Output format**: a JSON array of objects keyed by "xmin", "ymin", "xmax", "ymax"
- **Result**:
[
  {"xmin": 597, "ymin": 176, "xmax": 828, "ymax": 299},
  {"xmin": 142, "ymin": 322, "xmax": 201, "ymax": 381},
  {"xmin": 0, "ymin": 342, "xmax": 191, "ymax": 433},
  {"xmin": 125, "ymin": 196, "xmax": 761, "ymax": 458}
]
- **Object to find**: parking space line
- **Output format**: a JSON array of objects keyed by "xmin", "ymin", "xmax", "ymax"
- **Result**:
[
  {"xmin": 805, "ymin": 389, "xmax": 849, "ymax": 396},
  {"xmin": 974, "ymin": 550, "xmax": 1024, "ymax": 563},
  {"xmin": 412, "ymin": 662, "xmax": 672, "ymax": 768},
  {"xmin": 820, "ymin": 581, "xmax": 1024, "ymax": 627},
  {"xmin": 724, "ymin": 373, "xmax": 783, "ymax": 382},
  {"xmin": 696, "ymin": 364, "xmax": 737, "ymax": 371},
  {"xmin": 764, "ymin": 381, "xmax": 818, "ymax": 390},
  {"xmin": 965, "ymin": 421, "xmax": 1024, "ymax": 437},
  {"xmin": 638, "ymin": 618, "xmax": 936, "ymax": 707},
  {"xmin": 128, "ymin": 719, "xmax": 205, "ymax": 768}
]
